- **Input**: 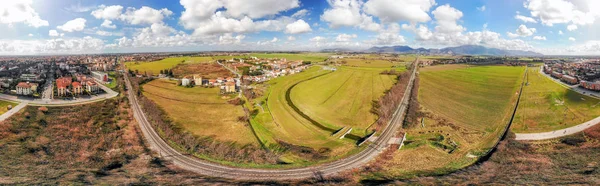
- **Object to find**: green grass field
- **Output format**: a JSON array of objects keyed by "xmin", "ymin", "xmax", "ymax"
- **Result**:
[
  {"xmin": 291, "ymin": 66, "xmax": 403, "ymax": 135},
  {"xmin": 374, "ymin": 64, "xmax": 525, "ymax": 178},
  {"xmin": 142, "ymin": 79, "xmax": 255, "ymax": 145},
  {"xmin": 0, "ymin": 100, "xmax": 18, "ymax": 115},
  {"xmin": 512, "ymin": 67, "xmax": 600, "ymax": 133},
  {"xmin": 106, "ymin": 72, "xmax": 117, "ymax": 89},
  {"xmin": 249, "ymin": 66, "xmax": 359, "ymax": 163},
  {"xmin": 125, "ymin": 57, "xmax": 213, "ymax": 75}
]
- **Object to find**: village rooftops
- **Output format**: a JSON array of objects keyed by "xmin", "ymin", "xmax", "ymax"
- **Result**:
[{"xmin": 17, "ymin": 82, "xmax": 31, "ymax": 88}]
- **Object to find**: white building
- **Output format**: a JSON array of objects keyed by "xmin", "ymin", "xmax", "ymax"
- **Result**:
[
  {"xmin": 181, "ymin": 77, "xmax": 191, "ymax": 86},
  {"xmin": 16, "ymin": 82, "xmax": 32, "ymax": 95}
]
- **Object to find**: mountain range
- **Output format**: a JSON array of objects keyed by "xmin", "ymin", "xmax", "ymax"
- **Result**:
[{"xmin": 364, "ymin": 45, "xmax": 543, "ymax": 56}]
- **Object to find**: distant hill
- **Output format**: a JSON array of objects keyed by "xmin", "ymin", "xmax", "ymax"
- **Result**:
[{"xmin": 366, "ymin": 45, "xmax": 543, "ymax": 56}]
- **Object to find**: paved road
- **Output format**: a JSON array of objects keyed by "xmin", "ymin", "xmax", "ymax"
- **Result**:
[
  {"xmin": 0, "ymin": 79, "xmax": 118, "ymax": 107},
  {"xmin": 124, "ymin": 59, "xmax": 419, "ymax": 180},
  {"xmin": 0, "ymin": 102, "xmax": 27, "ymax": 122},
  {"xmin": 514, "ymin": 66, "xmax": 600, "ymax": 140}
]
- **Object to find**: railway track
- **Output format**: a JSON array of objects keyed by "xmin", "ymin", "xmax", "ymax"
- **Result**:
[{"xmin": 123, "ymin": 59, "xmax": 419, "ymax": 180}]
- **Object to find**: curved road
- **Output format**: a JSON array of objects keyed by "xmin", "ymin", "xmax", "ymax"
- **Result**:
[
  {"xmin": 124, "ymin": 60, "xmax": 419, "ymax": 180},
  {"xmin": 515, "ymin": 66, "xmax": 600, "ymax": 140}
]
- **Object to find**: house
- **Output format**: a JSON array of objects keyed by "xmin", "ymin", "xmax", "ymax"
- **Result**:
[
  {"xmin": 86, "ymin": 80, "xmax": 100, "ymax": 93},
  {"xmin": 193, "ymin": 75, "xmax": 203, "ymax": 86},
  {"xmin": 72, "ymin": 82, "xmax": 83, "ymax": 95},
  {"xmin": 56, "ymin": 77, "xmax": 73, "ymax": 97},
  {"xmin": 16, "ymin": 82, "xmax": 32, "ymax": 95},
  {"xmin": 208, "ymin": 79, "xmax": 217, "ymax": 86},
  {"xmin": 216, "ymin": 77, "xmax": 224, "ymax": 84},
  {"xmin": 226, "ymin": 77, "xmax": 234, "ymax": 82},
  {"xmin": 223, "ymin": 82, "xmax": 236, "ymax": 93},
  {"xmin": 181, "ymin": 77, "xmax": 191, "ymax": 86}
]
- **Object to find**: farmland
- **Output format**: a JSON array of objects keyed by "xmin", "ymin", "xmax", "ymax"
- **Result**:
[
  {"xmin": 172, "ymin": 63, "xmax": 234, "ymax": 79},
  {"xmin": 141, "ymin": 79, "xmax": 255, "ymax": 145},
  {"xmin": 125, "ymin": 57, "xmax": 213, "ymax": 75},
  {"xmin": 365, "ymin": 65, "xmax": 525, "ymax": 178},
  {"xmin": 291, "ymin": 66, "xmax": 404, "ymax": 135},
  {"xmin": 512, "ymin": 67, "xmax": 600, "ymax": 133}
]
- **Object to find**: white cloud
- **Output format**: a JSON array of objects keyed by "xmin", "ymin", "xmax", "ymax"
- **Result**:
[
  {"xmin": 28, "ymin": 34, "xmax": 33, "ymax": 37},
  {"xmin": 309, "ymin": 36, "xmax": 327, "ymax": 42},
  {"xmin": 363, "ymin": 0, "xmax": 435, "ymax": 23},
  {"xmin": 432, "ymin": 4, "xmax": 465, "ymax": 33},
  {"xmin": 91, "ymin": 5, "xmax": 124, "ymax": 20},
  {"xmin": 257, "ymin": 37, "xmax": 280, "ymax": 46},
  {"xmin": 223, "ymin": 0, "xmax": 300, "ymax": 19},
  {"xmin": 101, "ymin": 20, "xmax": 116, "ymax": 29},
  {"xmin": 219, "ymin": 33, "xmax": 246, "ymax": 45},
  {"xmin": 567, "ymin": 24, "xmax": 578, "ymax": 31},
  {"xmin": 285, "ymin": 19, "xmax": 312, "ymax": 34},
  {"xmin": 515, "ymin": 14, "xmax": 537, "ymax": 23},
  {"xmin": 0, "ymin": 36, "xmax": 105, "ymax": 55},
  {"xmin": 95, "ymin": 30, "xmax": 113, "ymax": 36},
  {"xmin": 320, "ymin": 0, "xmax": 383, "ymax": 32},
  {"xmin": 533, "ymin": 36, "xmax": 547, "ymax": 40},
  {"xmin": 179, "ymin": 0, "xmax": 225, "ymax": 29},
  {"xmin": 477, "ymin": 5, "xmax": 486, "ymax": 11},
  {"xmin": 335, "ymin": 33, "xmax": 357, "ymax": 42},
  {"xmin": 525, "ymin": 0, "xmax": 600, "ymax": 26},
  {"xmin": 120, "ymin": 6, "xmax": 173, "ymax": 25},
  {"xmin": 0, "ymin": 0, "xmax": 49, "ymax": 27},
  {"xmin": 371, "ymin": 32, "xmax": 406, "ymax": 45},
  {"xmin": 292, "ymin": 9, "xmax": 309, "ymax": 18},
  {"xmin": 559, "ymin": 30, "xmax": 564, "ymax": 35},
  {"xmin": 287, "ymin": 36, "xmax": 296, "ymax": 41},
  {"xmin": 507, "ymin": 24, "xmax": 536, "ymax": 38},
  {"xmin": 49, "ymin": 30, "xmax": 59, "ymax": 37},
  {"xmin": 57, "ymin": 18, "xmax": 86, "ymax": 32},
  {"xmin": 569, "ymin": 37, "xmax": 576, "ymax": 41}
]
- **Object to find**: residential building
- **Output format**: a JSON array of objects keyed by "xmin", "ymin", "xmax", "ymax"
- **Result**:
[
  {"xmin": 56, "ymin": 77, "xmax": 72, "ymax": 97},
  {"xmin": 72, "ymin": 82, "xmax": 83, "ymax": 95},
  {"xmin": 181, "ymin": 77, "xmax": 191, "ymax": 86},
  {"xmin": 193, "ymin": 75, "xmax": 202, "ymax": 86},
  {"xmin": 16, "ymin": 82, "xmax": 32, "ymax": 95},
  {"xmin": 92, "ymin": 71, "xmax": 109, "ymax": 82}
]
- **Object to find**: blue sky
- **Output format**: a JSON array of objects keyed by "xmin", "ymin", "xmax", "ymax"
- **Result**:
[{"xmin": 1, "ymin": 0, "xmax": 599, "ymax": 55}]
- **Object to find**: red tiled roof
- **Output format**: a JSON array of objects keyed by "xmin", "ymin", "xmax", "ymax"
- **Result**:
[
  {"xmin": 72, "ymin": 82, "xmax": 82, "ymax": 88},
  {"xmin": 17, "ymin": 82, "xmax": 31, "ymax": 88}
]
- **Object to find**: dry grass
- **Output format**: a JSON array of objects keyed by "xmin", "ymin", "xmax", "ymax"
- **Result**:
[
  {"xmin": 172, "ymin": 62, "xmax": 234, "ymax": 79},
  {"xmin": 142, "ymin": 79, "xmax": 255, "ymax": 145}
]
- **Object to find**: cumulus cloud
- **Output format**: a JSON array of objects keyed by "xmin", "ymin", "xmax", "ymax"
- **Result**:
[
  {"xmin": 223, "ymin": 0, "xmax": 299, "ymax": 19},
  {"xmin": 101, "ymin": 20, "xmax": 116, "ymax": 29},
  {"xmin": 287, "ymin": 36, "xmax": 296, "ymax": 41},
  {"xmin": 569, "ymin": 37, "xmax": 576, "ymax": 41},
  {"xmin": 335, "ymin": 33, "xmax": 357, "ymax": 42},
  {"xmin": 49, "ymin": 30, "xmax": 59, "ymax": 37},
  {"xmin": 257, "ymin": 37, "xmax": 280, "ymax": 45},
  {"xmin": 285, "ymin": 19, "xmax": 312, "ymax": 34},
  {"xmin": 91, "ymin": 5, "xmax": 124, "ymax": 20},
  {"xmin": 309, "ymin": 36, "xmax": 327, "ymax": 42},
  {"xmin": 219, "ymin": 33, "xmax": 246, "ymax": 45},
  {"xmin": 28, "ymin": 34, "xmax": 33, "ymax": 37},
  {"xmin": 120, "ymin": 6, "xmax": 173, "ymax": 25},
  {"xmin": 57, "ymin": 18, "xmax": 87, "ymax": 32},
  {"xmin": 515, "ymin": 14, "xmax": 537, "ymax": 23},
  {"xmin": 507, "ymin": 24, "xmax": 536, "ymax": 38},
  {"xmin": 559, "ymin": 30, "xmax": 564, "ymax": 35},
  {"xmin": 525, "ymin": 0, "xmax": 600, "ymax": 26},
  {"xmin": 0, "ymin": 0, "xmax": 48, "ymax": 27},
  {"xmin": 533, "ymin": 36, "xmax": 547, "ymax": 40},
  {"xmin": 320, "ymin": 0, "xmax": 382, "ymax": 32},
  {"xmin": 363, "ymin": 0, "xmax": 435, "ymax": 23},
  {"xmin": 0, "ymin": 36, "xmax": 105, "ymax": 55},
  {"xmin": 432, "ymin": 4, "xmax": 465, "ymax": 33},
  {"xmin": 567, "ymin": 24, "xmax": 578, "ymax": 31}
]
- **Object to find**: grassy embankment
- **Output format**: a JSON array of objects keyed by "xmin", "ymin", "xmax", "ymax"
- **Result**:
[
  {"xmin": 125, "ymin": 57, "xmax": 213, "ymax": 75},
  {"xmin": 249, "ymin": 66, "xmax": 362, "ymax": 165},
  {"xmin": 512, "ymin": 66, "xmax": 600, "ymax": 133},
  {"xmin": 362, "ymin": 64, "xmax": 526, "ymax": 179},
  {"xmin": 291, "ymin": 65, "xmax": 405, "ymax": 136}
]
